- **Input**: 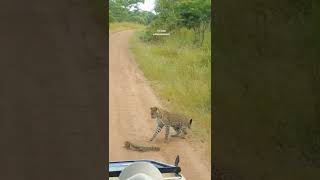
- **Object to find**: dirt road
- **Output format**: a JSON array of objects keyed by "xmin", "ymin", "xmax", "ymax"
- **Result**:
[{"xmin": 109, "ymin": 30, "xmax": 211, "ymax": 179}]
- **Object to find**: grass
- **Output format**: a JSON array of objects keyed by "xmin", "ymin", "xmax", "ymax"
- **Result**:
[
  {"xmin": 109, "ymin": 22, "xmax": 144, "ymax": 33},
  {"xmin": 130, "ymin": 28, "xmax": 211, "ymax": 157}
]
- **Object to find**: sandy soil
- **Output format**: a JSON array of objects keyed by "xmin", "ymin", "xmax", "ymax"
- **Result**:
[{"xmin": 109, "ymin": 30, "xmax": 211, "ymax": 179}]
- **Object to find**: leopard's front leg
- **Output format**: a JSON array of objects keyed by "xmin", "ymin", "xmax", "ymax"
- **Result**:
[{"xmin": 164, "ymin": 125, "xmax": 170, "ymax": 143}]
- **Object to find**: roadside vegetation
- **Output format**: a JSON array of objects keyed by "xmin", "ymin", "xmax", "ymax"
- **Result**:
[
  {"xmin": 108, "ymin": 0, "xmax": 152, "ymax": 33},
  {"xmin": 109, "ymin": 0, "xmax": 155, "ymax": 25}
]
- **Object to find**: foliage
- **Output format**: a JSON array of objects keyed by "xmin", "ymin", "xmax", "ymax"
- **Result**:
[
  {"xmin": 109, "ymin": 0, "xmax": 155, "ymax": 25},
  {"xmin": 145, "ymin": 0, "xmax": 211, "ymax": 45},
  {"xmin": 109, "ymin": 0, "xmax": 211, "ymax": 44},
  {"xmin": 152, "ymin": 0, "xmax": 180, "ymax": 31},
  {"xmin": 175, "ymin": 0, "xmax": 211, "ymax": 44}
]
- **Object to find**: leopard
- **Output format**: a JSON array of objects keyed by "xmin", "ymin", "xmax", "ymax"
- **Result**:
[{"xmin": 149, "ymin": 106, "xmax": 192, "ymax": 143}]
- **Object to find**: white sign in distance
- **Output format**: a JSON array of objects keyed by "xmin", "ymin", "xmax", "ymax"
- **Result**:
[{"xmin": 152, "ymin": 33, "xmax": 170, "ymax": 36}]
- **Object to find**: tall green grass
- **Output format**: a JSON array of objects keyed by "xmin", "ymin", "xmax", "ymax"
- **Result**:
[{"xmin": 130, "ymin": 28, "xmax": 211, "ymax": 152}]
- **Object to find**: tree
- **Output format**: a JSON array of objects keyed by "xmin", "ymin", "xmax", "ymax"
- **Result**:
[
  {"xmin": 152, "ymin": 0, "xmax": 180, "ymax": 31},
  {"xmin": 148, "ymin": 0, "xmax": 211, "ymax": 45},
  {"xmin": 176, "ymin": 0, "xmax": 211, "ymax": 45},
  {"xmin": 109, "ymin": 0, "xmax": 144, "ymax": 23}
]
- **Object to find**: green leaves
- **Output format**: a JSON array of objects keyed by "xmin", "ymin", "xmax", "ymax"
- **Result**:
[
  {"xmin": 109, "ymin": 0, "xmax": 153, "ymax": 24},
  {"xmin": 147, "ymin": 0, "xmax": 211, "ymax": 45}
]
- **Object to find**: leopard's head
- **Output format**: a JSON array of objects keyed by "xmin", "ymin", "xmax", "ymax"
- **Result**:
[{"xmin": 150, "ymin": 106, "xmax": 159, "ymax": 119}]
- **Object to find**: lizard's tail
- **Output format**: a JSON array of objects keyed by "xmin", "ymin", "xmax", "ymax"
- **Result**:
[
  {"xmin": 124, "ymin": 141, "xmax": 161, "ymax": 152},
  {"xmin": 145, "ymin": 146, "xmax": 160, "ymax": 151}
]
